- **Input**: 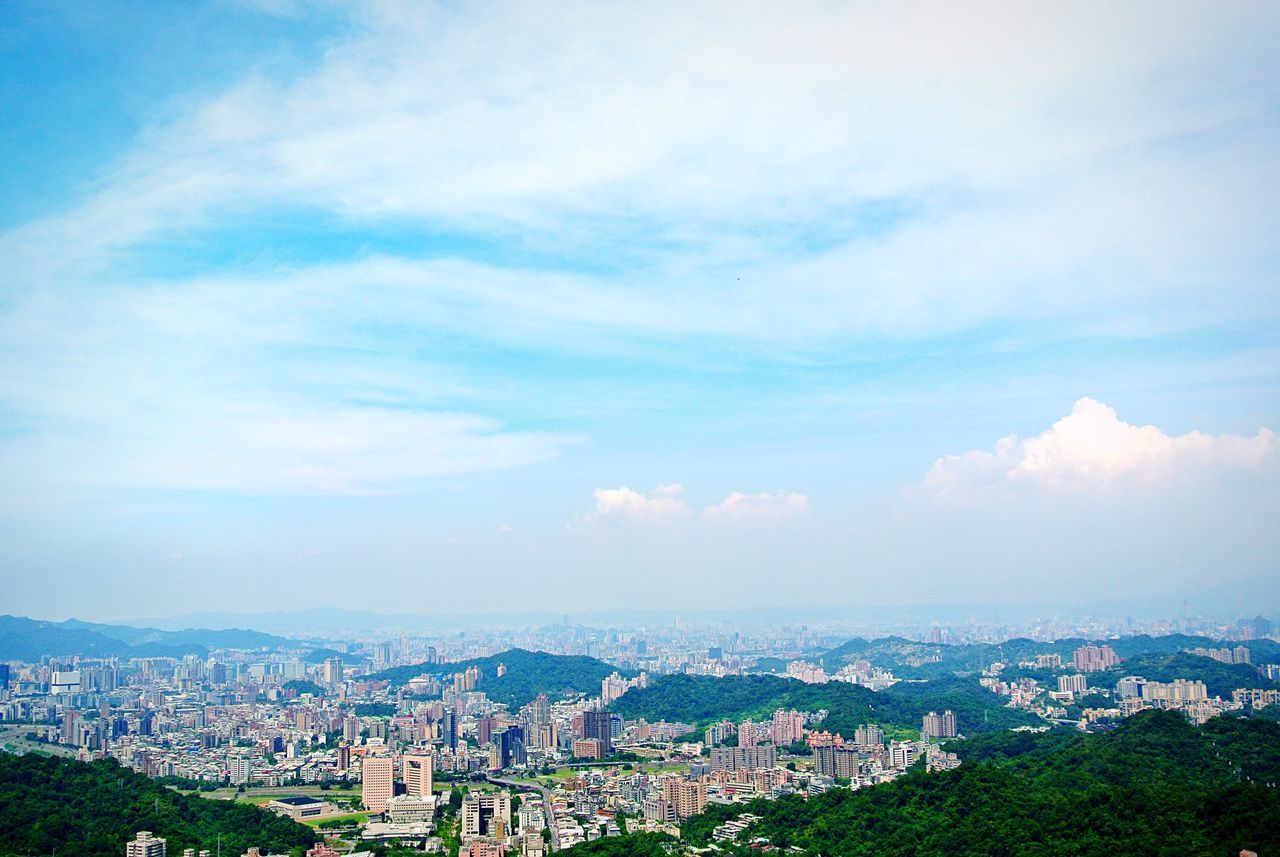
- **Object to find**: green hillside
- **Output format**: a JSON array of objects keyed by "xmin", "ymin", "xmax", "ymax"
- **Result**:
[
  {"xmin": 612, "ymin": 672, "xmax": 1038, "ymax": 736},
  {"xmin": 0, "ymin": 754, "xmax": 316, "ymax": 857},
  {"xmin": 671, "ymin": 710, "xmax": 1280, "ymax": 856},
  {"xmin": 368, "ymin": 648, "xmax": 630, "ymax": 708}
]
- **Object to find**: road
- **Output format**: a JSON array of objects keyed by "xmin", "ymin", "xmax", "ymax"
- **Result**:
[
  {"xmin": 0, "ymin": 725, "xmax": 78, "ymax": 758},
  {"xmin": 486, "ymin": 773, "xmax": 558, "ymax": 852}
]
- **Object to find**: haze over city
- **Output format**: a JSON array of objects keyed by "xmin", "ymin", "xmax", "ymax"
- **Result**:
[{"xmin": 2, "ymin": 1, "xmax": 1279, "ymax": 622}]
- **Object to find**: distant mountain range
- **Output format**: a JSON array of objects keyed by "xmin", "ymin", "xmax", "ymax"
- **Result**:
[{"xmin": 0, "ymin": 615, "xmax": 301, "ymax": 662}]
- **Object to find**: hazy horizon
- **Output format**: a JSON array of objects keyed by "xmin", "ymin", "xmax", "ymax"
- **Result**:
[{"xmin": 2, "ymin": 3, "xmax": 1278, "ymax": 620}]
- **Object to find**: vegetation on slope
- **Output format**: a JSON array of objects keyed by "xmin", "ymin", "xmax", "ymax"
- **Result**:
[
  {"xmin": 560, "ymin": 832, "xmax": 676, "ymax": 856},
  {"xmin": 0, "ymin": 754, "xmax": 316, "ymax": 857},
  {"xmin": 613, "ymin": 672, "xmax": 1037, "ymax": 736},
  {"xmin": 673, "ymin": 711, "xmax": 1280, "ymax": 856},
  {"xmin": 367, "ymin": 648, "xmax": 631, "ymax": 708}
]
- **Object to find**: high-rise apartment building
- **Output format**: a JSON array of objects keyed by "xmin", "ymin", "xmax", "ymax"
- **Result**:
[
  {"xmin": 815, "ymin": 744, "xmax": 861, "ymax": 779},
  {"xmin": 710, "ymin": 744, "xmax": 777, "ymax": 772},
  {"xmin": 1072, "ymin": 644, "xmax": 1119, "ymax": 672},
  {"xmin": 228, "ymin": 753, "xmax": 253, "ymax": 786},
  {"xmin": 126, "ymin": 832, "xmax": 166, "ymax": 857},
  {"xmin": 921, "ymin": 710, "xmax": 957, "ymax": 740},
  {"xmin": 403, "ymin": 752, "xmax": 433, "ymax": 797},
  {"xmin": 770, "ymin": 709, "xmax": 805, "ymax": 746},
  {"xmin": 661, "ymin": 778, "xmax": 707, "ymax": 819},
  {"xmin": 1057, "ymin": 674, "xmax": 1088, "ymax": 695},
  {"xmin": 362, "ymin": 755, "xmax": 394, "ymax": 813},
  {"xmin": 854, "ymin": 724, "xmax": 885, "ymax": 748}
]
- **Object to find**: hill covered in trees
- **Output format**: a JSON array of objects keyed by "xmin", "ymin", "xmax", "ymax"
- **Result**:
[
  {"xmin": 0, "ymin": 615, "xmax": 295, "ymax": 662},
  {"xmin": 664, "ymin": 711, "xmax": 1280, "ymax": 856},
  {"xmin": 818, "ymin": 633, "xmax": 1280, "ymax": 681},
  {"xmin": 612, "ymin": 672, "xmax": 1038, "ymax": 736},
  {"xmin": 368, "ymin": 648, "xmax": 631, "ymax": 708},
  {"xmin": 0, "ymin": 753, "xmax": 316, "ymax": 857}
]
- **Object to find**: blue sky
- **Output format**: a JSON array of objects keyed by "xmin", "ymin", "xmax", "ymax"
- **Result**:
[{"xmin": 1, "ymin": 1, "xmax": 1278, "ymax": 621}]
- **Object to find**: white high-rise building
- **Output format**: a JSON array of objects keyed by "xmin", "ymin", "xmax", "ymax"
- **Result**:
[
  {"xmin": 126, "ymin": 832, "xmax": 166, "ymax": 857},
  {"xmin": 228, "ymin": 753, "xmax": 253, "ymax": 786}
]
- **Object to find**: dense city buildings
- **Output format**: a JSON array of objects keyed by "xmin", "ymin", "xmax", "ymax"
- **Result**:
[{"xmin": 0, "ymin": 607, "xmax": 1276, "ymax": 855}]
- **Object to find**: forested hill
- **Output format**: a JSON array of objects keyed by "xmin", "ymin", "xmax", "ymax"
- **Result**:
[
  {"xmin": 818, "ymin": 633, "xmax": 1280, "ymax": 679},
  {"xmin": 673, "ymin": 711, "xmax": 1280, "ymax": 856},
  {"xmin": 0, "ymin": 615, "xmax": 295, "ymax": 662},
  {"xmin": 0, "ymin": 754, "xmax": 316, "ymax": 857},
  {"xmin": 612, "ymin": 672, "xmax": 1039, "ymax": 735},
  {"xmin": 367, "ymin": 648, "xmax": 630, "ymax": 708}
]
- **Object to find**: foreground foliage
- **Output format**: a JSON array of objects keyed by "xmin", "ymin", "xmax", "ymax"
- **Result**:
[
  {"xmin": 0, "ymin": 754, "xmax": 317, "ymax": 857},
  {"xmin": 674, "ymin": 711, "xmax": 1280, "ymax": 856},
  {"xmin": 560, "ymin": 832, "xmax": 676, "ymax": 856}
]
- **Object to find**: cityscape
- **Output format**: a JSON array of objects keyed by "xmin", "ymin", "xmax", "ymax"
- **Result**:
[
  {"xmin": 3, "ymin": 2, "xmax": 1280, "ymax": 856},
  {"xmin": 2, "ymin": 606, "xmax": 1279, "ymax": 855}
]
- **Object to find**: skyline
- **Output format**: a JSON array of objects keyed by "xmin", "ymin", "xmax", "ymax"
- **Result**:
[{"xmin": 2, "ymin": 2, "xmax": 1279, "ymax": 620}]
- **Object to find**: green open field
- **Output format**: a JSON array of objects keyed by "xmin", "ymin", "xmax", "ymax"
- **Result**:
[{"xmin": 304, "ymin": 811, "xmax": 370, "ymax": 828}]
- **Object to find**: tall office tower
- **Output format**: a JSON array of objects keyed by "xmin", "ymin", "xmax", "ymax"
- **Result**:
[
  {"xmin": 337, "ymin": 744, "xmax": 351, "ymax": 772},
  {"xmin": 1072, "ymin": 644, "xmax": 1119, "ymax": 672},
  {"xmin": 403, "ymin": 752, "xmax": 433, "ymax": 797},
  {"xmin": 362, "ymin": 755, "xmax": 394, "ymax": 813},
  {"xmin": 126, "ymin": 831, "xmax": 166, "ymax": 857},
  {"xmin": 476, "ymin": 716, "xmax": 496, "ymax": 747},
  {"xmin": 324, "ymin": 657, "xmax": 345, "ymax": 685},
  {"xmin": 921, "ymin": 710, "xmax": 958, "ymax": 740},
  {"xmin": 0, "ymin": 663, "xmax": 10, "ymax": 690},
  {"xmin": 441, "ymin": 711, "xmax": 458, "ymax": 750},
  {"xmin": 494, "ymin": 725, "xmax": 526, "ymax": 768},
  {"xmin": 62, "ymin": 709, "xmax": 79, "ymax": 744},
  {"xmin": 854, "ymin": 724, "xmax": 885, "ymax": 748},
  {"xmin": 582, "ymin": 708, "xmax": 612, "ymax": 756}
]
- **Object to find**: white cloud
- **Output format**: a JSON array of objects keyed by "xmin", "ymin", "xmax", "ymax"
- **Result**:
[
  {"xmin": 921, "ymin": 397, "xmax": 1279, "ymax": 495},
  {"xmin": 703, "ymin": 491, "xmax": 810, "ymax": 521},
  {"xmin": 584, "ymin": 484, "xmax": 690, "ymax": 522},
  {"xmin": 582, "ymin": 486, "xmax": 810, "ymax": 524},
  {"xmin": 5, "ymin": 1, "xmax": 1278, "ymax": 343}
]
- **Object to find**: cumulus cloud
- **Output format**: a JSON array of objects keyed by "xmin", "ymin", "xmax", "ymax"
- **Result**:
[
  {"xmin": 584, "ymin": 484, "xmax": 691, "ymax": 522},
  {"xmin": 921, "ymin": 398, "xmax": 1279, "ymax": 495},
  {"xmin": 703, "ymin": 491, "xmax": 810, "ymax": 521},
  {"xmin": 582, "ymin": 486, "xmax": 810, "ymax": 524}
]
